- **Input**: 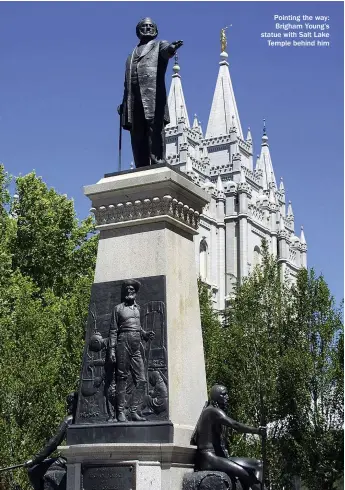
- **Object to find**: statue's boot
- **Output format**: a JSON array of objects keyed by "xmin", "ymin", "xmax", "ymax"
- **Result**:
[
  {"xmin": 116, "ymin": 379, "xmax": 127, "ymax": 422},
  {"xmin": 130, "ymin": 412, "xmax": 146, "ymax": 422},
  {"xmin": 117, "ymin": 412, "xmax": 127, "ymax": 422},
  {"xmin": 130, "ymin": 382, "xmax": 146, "ymax": 421}
]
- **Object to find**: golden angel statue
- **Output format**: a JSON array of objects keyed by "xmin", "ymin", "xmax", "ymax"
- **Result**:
[{"xmin": 220, "ymin": 25, "xmax": 232, "ymax": 52}]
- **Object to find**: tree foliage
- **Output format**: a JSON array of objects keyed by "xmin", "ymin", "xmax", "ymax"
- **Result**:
[
  {"xmin": 291, "ymin": 270, "xmax": 343, "ymax": 490},
  {"xmin": 0, "ymin": 164, "xmax": 98, "ymax": 490},
  {"xmin": 198, "ymin": 278, "xmax": 224, "ymax": 390}
]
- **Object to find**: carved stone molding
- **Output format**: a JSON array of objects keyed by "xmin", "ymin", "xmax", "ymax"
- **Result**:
[
  {"xmin": 248, "ymin": 203, "xmax": 265, "ymax": 223},
  {"xmin": 237, "ymin": 181, "xmax": 252, "ymax": 197},
  {"xmin": 278, "ymin": 230, "xmax": 289, "ymax": 240},
  {"xmin": 91, "ymin": 195, "xmax": 200, "ymax": 230}
]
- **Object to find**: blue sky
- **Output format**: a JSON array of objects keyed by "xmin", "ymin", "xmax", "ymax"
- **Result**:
[{"xmin": 0, "ymin": 1, "xmax": 343, "ymax": 304}]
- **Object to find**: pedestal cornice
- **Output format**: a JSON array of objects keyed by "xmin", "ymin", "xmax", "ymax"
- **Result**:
[
  {"xmin": 84, "ymin": 165, "xmax": 210, "ymax": 211},
  {"xmin": 59, "ymin": 443, "xmax": 196, "ymax": 465},
  {"xmin": 85, "ymin": 166, "xmax": 210, "ymax": 235}
]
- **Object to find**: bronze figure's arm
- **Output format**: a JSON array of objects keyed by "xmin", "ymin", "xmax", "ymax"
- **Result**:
[
  {"xmin": 160, "ymin": 40, "xmax": 183, "ymax": 60},
  {"xmin": 25, "ymin": 416, "xmax": 71, "ymax": 467},
  {"xmin": 221, "ymin": 412, "xmax": 265, "ymax": 436}
]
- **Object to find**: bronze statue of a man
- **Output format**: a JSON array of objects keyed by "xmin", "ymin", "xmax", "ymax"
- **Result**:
[
  {"xmin": 119, "ymin": 18, "xmax": 183, "ymax": 168},
  {"xmin": 108, "ymin": 279, "xmax": 154, "ymax": 422},
  {"xmin": 192, "ymin": 385, "xmax": 266, "ymax": 490}
]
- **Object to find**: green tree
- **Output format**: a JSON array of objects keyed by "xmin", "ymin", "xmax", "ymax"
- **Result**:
[
  {"xmin": 0, "ymin": 165, "xmax": 15, "ymax": 284},
  {"xmin": 11, "ymin": 172, "xmax": 97, "ymax": 296},
  {"xmin": 214, "ymin": 241, "xmax": 344, "ymax": 489},
  {"xmin": 0, "ymin": 166, "xmax": 98, "ymax": 490},
  {"xmin": 222, "ymin": 241, "xmax": 298, "ymax": 482},
  {"xmin": 198, "ymin": 278, "xmax": 224, "ymax": 390},
  {"xmin": 291, "ymin": 270, "xmax": 344, "ymax": 490}
]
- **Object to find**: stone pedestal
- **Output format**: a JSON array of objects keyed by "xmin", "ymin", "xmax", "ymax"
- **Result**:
[
  {"xmin": 62, "ymin": 165, "xmax": 210, "ymax": 489},
  {"xmin": 62, "ymin": 443, "xmax": 196, "ymax": 490}
]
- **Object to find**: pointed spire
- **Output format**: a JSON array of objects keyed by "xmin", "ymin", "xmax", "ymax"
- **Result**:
[
  {"xmin": 198, "ymin": 119, "xmax": 203, "ymax": 136},
  {"xmin": 287, "ymin": 200, "xmax": 294, "ymax": 216},
  {"xmin": 193, "ymin": 114, "xmax": 199, "ymax": 129},
  {"xmin": 300, "ymin": 225, "xmax": 306, "ymax": 244},
  {"xmin": 258, "ymin": 119, "xmax": 277, "ymax": 190},
  {"xmin": 166, "ymin": 54, "xmax": 190, "ymax": 128},
  {"xmin": 217, "ymin": 174, "xmax": 224, "ymax": 190},
  {"xmin": 246, "ymin": 127, "xmax": 252, "ymax": 143},
  {"xmin": 205, "ymin": 30, "xmax": 243, "ymax": 138},
  {"xmin": 279, "ymin": 177, "xmax": 285, "ymax": 192}
]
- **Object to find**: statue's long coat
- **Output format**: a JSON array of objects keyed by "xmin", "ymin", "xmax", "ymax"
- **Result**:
[{"xmin": 121, "ymin": 39, "xmax": 171, "ymax": 130}]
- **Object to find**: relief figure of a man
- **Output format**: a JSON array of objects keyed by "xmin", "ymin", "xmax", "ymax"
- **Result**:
[{"xmin": 108, "ymin": 280, "xmax": 154, "ymax": 422}]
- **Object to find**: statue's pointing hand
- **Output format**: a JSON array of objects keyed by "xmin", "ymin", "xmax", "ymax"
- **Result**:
[{"xmin": 168, "ymin": 40, "xmax": 183, "ymax": 55}]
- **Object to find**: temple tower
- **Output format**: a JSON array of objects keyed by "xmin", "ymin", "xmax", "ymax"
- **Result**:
[{"xmin": 165, "ymin": 32, "xmax": 307, "ymax": 310}]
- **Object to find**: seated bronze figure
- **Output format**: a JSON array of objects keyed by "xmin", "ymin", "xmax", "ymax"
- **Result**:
[{"xmin": 192, "ymin": 385, "xmax": 266, "ymax": 490}]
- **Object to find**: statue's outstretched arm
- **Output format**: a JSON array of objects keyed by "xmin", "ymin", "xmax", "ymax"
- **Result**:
[
  {"xmin": 160, "ymin": 40, "xmax": 183, "ymax": 60},
  {"xmin": 27, "ymin": 416, "xmax": 71, "ymax": 466},
  {"xmin": 222, "ymin": 413, "xmax": 259, "ymax": 435}
]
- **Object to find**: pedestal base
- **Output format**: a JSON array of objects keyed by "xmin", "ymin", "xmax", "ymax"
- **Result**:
[
  {"xmin": 61, "ymin": 443, "xmax": 195, "ymax": 490},
  {"xmin": 69, "ymin": 166, "xmax": 210, "ymax": 490}
]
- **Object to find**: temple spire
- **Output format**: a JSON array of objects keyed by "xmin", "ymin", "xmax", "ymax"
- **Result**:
[
  {"xmin": 166, "ymin": 54, "xmax": 190, "ymax": 128},
  {"xmin": 287, "ymin": 200, "xmax": 294, "ymax": 217},
  {"xmin": 193, "ymin": 114, "xmax": 199, "ymax": 128},
  {"xmin": 206, "ymin": 28, "xmax": 243, "ymax": 139},
  {"xmin": 279, "ymin": 177, "xmax": 285, "ymax": 192},
  {"xmin": 300, "ymin": 226, "xmax": 306, "ymax": 245},
  {"xmin": 198, "ymin": 119, "xmax": 203, "ymax": 136},
  {"xmin": 258, "ymin": 119, "xmax": 277, "ymax": 190}
]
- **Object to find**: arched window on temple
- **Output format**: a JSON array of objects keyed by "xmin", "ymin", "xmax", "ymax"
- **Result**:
[
  {"xmin": 199, "ymin": 239, "xmax": 208, "ymax": 281},
  {"xmin": 253, "ymin": 245, "xmax": 261, "ymax": 266}
]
